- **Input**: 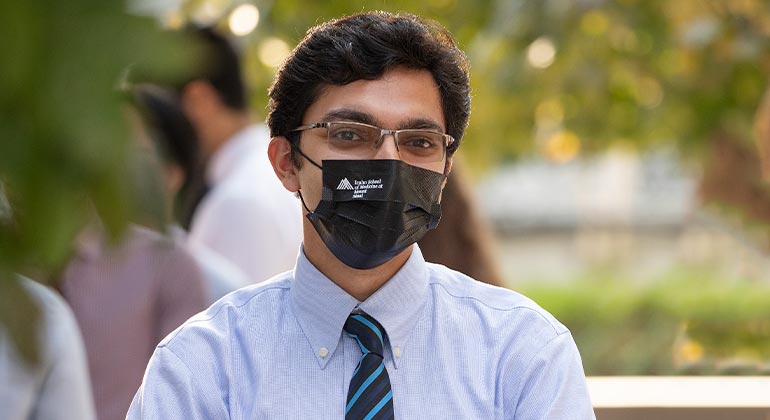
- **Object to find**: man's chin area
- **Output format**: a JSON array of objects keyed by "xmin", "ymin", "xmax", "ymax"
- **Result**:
[{"xmin": 343, "ymin": 245, "xmax": 414, "ymax": 272}]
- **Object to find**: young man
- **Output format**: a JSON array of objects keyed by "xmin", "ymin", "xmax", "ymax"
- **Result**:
[{"xmin": 128, "ymin": 11, "xmax": 595, "ymax": 419}]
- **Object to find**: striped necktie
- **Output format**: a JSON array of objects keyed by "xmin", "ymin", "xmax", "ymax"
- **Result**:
[{"xmin": 343, "ymin": 312, "xmax": 394, "ymax": 420}]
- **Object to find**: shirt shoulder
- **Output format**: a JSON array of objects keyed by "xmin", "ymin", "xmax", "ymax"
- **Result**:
[
  {"xmin": 121, "ymin": 225, "xmax": 202, "ymax": 272},
  {"xmin": 423, "ymin": 264, "xmax": 593, "ymax": 417},
  {"xmin": 11, "ymin": 278, "xmax": 97, "ymax": 420},
  {"xmin": 158, "ymin": 273, "xmax": 293, "ymax": 353},
  {"xmin": 426, "ymin": 262, "xmax": 569, "ymax": 338},
  {"xmin": 17, "ymin": 278, "xmax": 84, "ymax": 366}
]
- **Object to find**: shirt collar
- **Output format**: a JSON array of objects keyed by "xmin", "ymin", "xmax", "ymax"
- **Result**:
[
  {"xmin": 206, "ymin": 124, "xmax": 268, "ymax": 184},
  {"xmin": 289, "ymin": 245, "xmax": 430, "ymax": 369}
]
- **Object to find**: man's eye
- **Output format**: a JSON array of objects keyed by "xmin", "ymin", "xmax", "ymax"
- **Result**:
[
  {"xmin": 330, "ymin": 128, "xmax": 366, "ymax": 142},
  {"xmin": 401, "ymin": 135, "xmax": 438, "ymax": 149}
]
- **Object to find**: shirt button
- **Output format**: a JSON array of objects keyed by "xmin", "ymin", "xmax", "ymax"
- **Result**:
[
  {"xmin": 394, "ymin": 347, "xmax": 402, "ymax": 358},
  {"xmin": 319, "ymin": 347, "xmax": 329, "ymax": 358}
]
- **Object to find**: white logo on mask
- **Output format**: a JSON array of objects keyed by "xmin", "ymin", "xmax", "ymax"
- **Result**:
[{"xmin": 336, "ymin": 178, "xmax": 354, "ymax": 190}]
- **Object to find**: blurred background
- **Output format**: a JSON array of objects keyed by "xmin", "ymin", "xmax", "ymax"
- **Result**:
[{"xmin": 3, "ymin": 0, "xmax": 770, "ymax": 377}]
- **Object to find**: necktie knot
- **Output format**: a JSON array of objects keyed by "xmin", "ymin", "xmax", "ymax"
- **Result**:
[{"xmin": 344, "ymin": 312, "xmax": 386, "ymax": 357}]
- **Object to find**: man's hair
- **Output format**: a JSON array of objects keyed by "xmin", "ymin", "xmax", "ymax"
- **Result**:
[
  {"xmin": 267, "ymin": 11, "xmax": 471, "ymax": 165},
  {"xmin": 182, "ymin": 26, "xmax": 248, "ymax": 111}
]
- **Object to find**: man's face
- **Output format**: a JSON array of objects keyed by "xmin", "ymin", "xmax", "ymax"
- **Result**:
[{"xmin": 294, "ymin": 67, "xmax": 450, "ymax": 212}]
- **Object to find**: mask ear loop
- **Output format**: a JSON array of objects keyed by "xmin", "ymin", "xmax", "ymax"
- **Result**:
[
  {"xmin": 288, "ymin": 139, "xmax": 321, "ymax": 213},
  {"xmin": 289, "ymin": 141, "xmax": 323, "ymax": 170},
  {"xmin": 297, "ymin": 191, "xmax": 312, "ymax": 213}
]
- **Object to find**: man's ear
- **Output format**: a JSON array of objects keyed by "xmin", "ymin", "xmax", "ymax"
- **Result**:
[{"xmin": 268, "ymin": 136, "xmax": 301, "ymax": 192}]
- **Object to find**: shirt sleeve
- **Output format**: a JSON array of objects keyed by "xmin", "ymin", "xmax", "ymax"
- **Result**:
[
  {"xmin": 27, "ymin": 281, "xmax": 97, "ymax": 420},
  {"xmin": 510, "ymin": 332, "xmax": 596, "ymax": 420},
  {"xmin": 127, "ymin": 345, "xmax": 228, "ymax": 419}
]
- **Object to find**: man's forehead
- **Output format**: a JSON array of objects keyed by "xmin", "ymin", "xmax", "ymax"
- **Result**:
[{"xmin": 303, "ymin": 68, "xmax": 445, "ymax": 129}]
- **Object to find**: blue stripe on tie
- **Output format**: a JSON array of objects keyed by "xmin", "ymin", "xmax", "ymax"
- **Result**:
[
  {"xmin": 352, "ymin": 315, "xmax": 383, "ymax": 344},
  {"xmin": 362, "ymin": 390, "xmax": 393, "ymax": 420},
  {"xmin": 349, "ymin": 333, "xmax": 370, "ymax": 354},
  {"xmin": 345, "ymin": 363, "xmax": 385, "ymax": 413}
]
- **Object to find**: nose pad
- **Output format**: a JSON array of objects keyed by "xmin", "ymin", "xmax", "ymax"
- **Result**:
[{"xmin": 373, "ymin": 132, "xmax": 400, "ymax": 160}]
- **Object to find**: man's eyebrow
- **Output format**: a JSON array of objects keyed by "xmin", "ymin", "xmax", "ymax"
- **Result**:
[
  {"xmin": 398, "ymin": 118, "xmax": 443, "ymax": 131},
  {"xmin": 320, "ymin": 109, "xmax": 444, "ymax": 131},
  {"xmin": 320, "ymin": 109, "xmax": 380, "ymax": 126}
]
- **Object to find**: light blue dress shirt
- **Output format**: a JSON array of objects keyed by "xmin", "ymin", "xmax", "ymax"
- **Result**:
[{"xmin": 128, "ymin": 246, "xmax": 595, "ymax": 419}]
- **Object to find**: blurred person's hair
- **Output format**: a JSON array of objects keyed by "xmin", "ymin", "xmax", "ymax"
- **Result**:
[
  {"xmin": 180, "ymin": 26, "xmax": 247, "ymax": 112},
  {"xmin": 130, "ymin": 83, "xmax": 207, "ymax": 228},
  {"xmin": 267, "ymin": 11, "xmax": 471, "ymax": 167}
]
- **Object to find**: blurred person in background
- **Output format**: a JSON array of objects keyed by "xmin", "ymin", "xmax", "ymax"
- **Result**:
[
  {"xmin": 57, "ymin": 123, "xmax": 208, "ymax": 420},
  {"xmin": 130, "ymin": 82, "xmax": 248, "ymax": 302},
  {"xmin": 174, "ymin": 26, "xmax": 302, "ymax": 283},
  {"xmin": 129, "ymin": 82, "xmax": 206, "ymax": 231},
  {"xmin": 1, "ymin": 276, "xmax": 96, "ymax": 420},
  {"xmin": 418, "ymin": 160, "xmax": 503, "ymax": 286}
]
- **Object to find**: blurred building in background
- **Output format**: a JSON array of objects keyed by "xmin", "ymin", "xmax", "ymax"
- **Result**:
[{"xmin": 477, "ymin": 148, "xmax": 770, "ymax": 285}]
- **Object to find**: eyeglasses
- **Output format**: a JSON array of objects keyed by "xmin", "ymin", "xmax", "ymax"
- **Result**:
[{"xmin": 290, "ymin": 121, "xmax": 454, "ymax": 165}]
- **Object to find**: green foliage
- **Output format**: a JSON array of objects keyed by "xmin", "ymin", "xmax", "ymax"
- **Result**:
[
  {"xmin": 0, "ymin": 0, "xmax": 191, "ymax": 363},
  {"xmin": 520, "ymin": 268, "xmax": 770, "ymax": 375},
  {"xmin": 459, "ymin": 0, "xmax": 770, "ymax": 168}
]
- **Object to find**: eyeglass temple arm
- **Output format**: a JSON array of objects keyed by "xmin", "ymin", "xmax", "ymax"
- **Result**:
[{"xmin": 291, "ymin": 122, "xmax": 327, "ymax": 132}]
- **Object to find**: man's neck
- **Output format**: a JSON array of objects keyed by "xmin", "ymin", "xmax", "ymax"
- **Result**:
[
  {"xmin": 201, "ymin": 112, "xmax": 252, "ymax": 160},
  {"xmin": 302, "ymin": 222, "xmax": 412, "ymax": 301}
]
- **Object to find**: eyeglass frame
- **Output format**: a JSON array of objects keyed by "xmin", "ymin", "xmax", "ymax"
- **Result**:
[{"xmin": 289, "ymin": 120, "xmax": 455, "ymax": 164}]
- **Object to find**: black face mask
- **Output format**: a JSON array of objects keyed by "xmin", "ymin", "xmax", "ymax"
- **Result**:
[{"xmin": 299, "ymin": 159, "xmax": 444, "ymax": 270}]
